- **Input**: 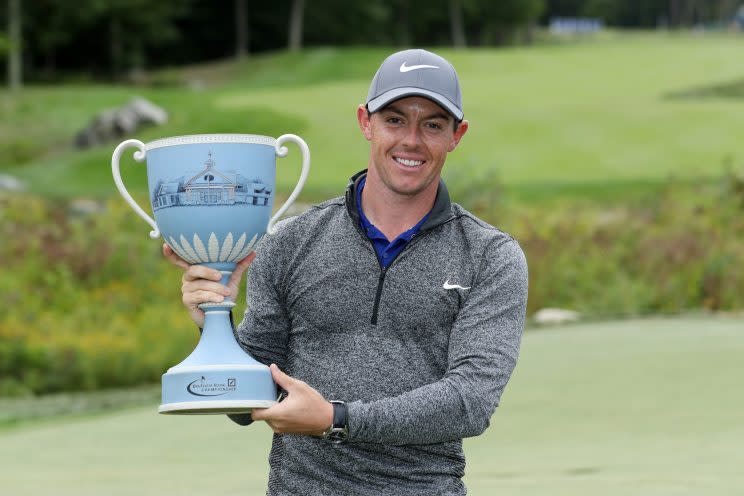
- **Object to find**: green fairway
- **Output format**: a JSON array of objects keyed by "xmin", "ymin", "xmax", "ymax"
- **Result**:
[
  {"xmin": 4, "ymin": 33, "xmax": 744, "ymax": 200},
  {"xmin": 1, "ymin": 317, "xmax": 742, "ymax": 495}
]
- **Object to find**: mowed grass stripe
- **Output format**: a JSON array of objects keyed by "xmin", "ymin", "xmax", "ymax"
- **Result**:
[{"xmin": 1, "ymin": 317, "xmax": 742, "ymax": 495}]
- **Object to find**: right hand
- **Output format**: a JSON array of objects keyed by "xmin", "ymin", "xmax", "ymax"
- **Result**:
[{"xmin": 162, "ymin": 244, "xmax": 257, "ymax": 329}]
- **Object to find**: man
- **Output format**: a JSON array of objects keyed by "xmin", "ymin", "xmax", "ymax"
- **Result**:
[{"xmin": 165, "ymin": 49, "xmax": 528, "ymax": 495}]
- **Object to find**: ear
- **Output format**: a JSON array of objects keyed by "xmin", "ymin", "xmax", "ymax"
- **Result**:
[
  {"xmin": 448, "ymin": 120, "xmax": 469, "ymax": 152},
  {"xmin": 357, "ymin": 104, "xmax": 373, "ymax": 141}
]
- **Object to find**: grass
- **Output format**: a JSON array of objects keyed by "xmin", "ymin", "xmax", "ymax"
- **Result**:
[
  {"xmin": 2, "ymin": 32, "xmax": 744, "ymax": 203},
  {"xmin": 1, "ymin": 317, "xmax": 742, "ymax": 495},
  {"xmin": 0, "ymin": 385, "xmax": 160, "ymax": 429}
]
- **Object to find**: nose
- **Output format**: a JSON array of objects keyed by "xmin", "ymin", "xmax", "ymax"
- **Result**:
[{"xmin": 401, "ymin": 123, "xmax": 421, "ymax": 148}]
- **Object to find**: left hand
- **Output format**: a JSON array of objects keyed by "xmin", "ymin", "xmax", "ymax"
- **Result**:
[{"xmin": 251, "ymin": 364, "xmax": 334, "ymax": 436}]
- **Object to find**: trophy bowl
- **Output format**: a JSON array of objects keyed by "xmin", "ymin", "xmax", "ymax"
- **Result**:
[{"xmin": 112, "ymin": 134, "xmax": 310, "ymax": 415}]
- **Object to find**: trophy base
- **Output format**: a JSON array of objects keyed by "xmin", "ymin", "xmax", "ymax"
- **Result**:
[
  {"xmin": 159, "ymin": 399, "xmax": 277, "ymax": 415},
  {"xmin": 160, "ymin": 363, "xmax": 278, "ymax": 415}
]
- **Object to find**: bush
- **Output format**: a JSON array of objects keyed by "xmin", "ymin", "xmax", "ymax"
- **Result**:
[
  {"xmin": 1, "ymin": 172, "xmax": 742, "ymax": 396},
  {"xmin": 0, "ymin": 194, "xmax": 199, "ymax": 396},
  {"xmin": 460, "ymin": 173, "xmax": 744, "ymax": 317}
]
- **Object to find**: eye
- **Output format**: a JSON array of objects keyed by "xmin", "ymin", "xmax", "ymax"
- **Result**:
[
  {"xmin": 425, "ymin": 121, "xmax": 443, "ymax": 130},
  {"xmin": 386, "ymin": 116, "xmax": 402, "ymax": 124}
]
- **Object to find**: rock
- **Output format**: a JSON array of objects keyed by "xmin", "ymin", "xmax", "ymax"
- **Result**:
[
  {"xmin": 69, "ymin": 198, "xmax": 104, "ymax": 217},
  {"xmin": 128, "ymin": 97, "xmax": 168, "ymax": 126},
  {"xmin": 74, "ymin": 97, "xmax": 168, "ymax": 149},
  {"xmin": 186, "ymin": 79, "xmax": 206, "ymax": 92},
  {"xmin": 113, "ymin": 106, "xmax": 139, "ymax": 135},
  {"xmin": 533, "ymin": 308, "xmax": 581, "ymax": 325},
  {"xmin": 0, "ymin": 174, "xmax": 25, "ymax": 192}
]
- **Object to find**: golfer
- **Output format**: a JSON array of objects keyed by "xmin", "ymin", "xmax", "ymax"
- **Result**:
[{"xmin": 165, "ymin": 49, "xmax": 528, "ymax": 495}]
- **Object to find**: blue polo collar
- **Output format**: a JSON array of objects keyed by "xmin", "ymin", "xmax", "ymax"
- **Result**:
[{"xmin": 355, "ymin": 176, "xmax": 430, "ymax": 268}]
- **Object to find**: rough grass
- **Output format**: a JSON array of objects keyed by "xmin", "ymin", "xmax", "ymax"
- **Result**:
[{"xmin": 1, "ymin": 317, "xmax": 742, "ymax": 495}]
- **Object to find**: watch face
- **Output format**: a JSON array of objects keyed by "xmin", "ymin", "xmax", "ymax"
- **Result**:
[{"xmin": 325, "ymin": 428, "xmax": 348, "ymax": 444}]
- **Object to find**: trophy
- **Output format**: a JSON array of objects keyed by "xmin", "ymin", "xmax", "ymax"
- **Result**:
[{"xmin": 112, "ymin": 134, "xmax": 310, "ymax": 414}]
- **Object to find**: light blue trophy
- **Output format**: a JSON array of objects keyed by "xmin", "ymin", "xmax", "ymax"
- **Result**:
[{"xmin": 112, "ymin": 134, "xmax": 309, "ymax": 414}]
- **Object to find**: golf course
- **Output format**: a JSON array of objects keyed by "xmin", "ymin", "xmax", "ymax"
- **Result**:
[{"xmin": 1, "ymin": 30, "xmax": 743, "ymax": 494}]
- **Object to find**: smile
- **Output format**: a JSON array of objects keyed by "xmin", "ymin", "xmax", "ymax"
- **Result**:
[{"xmin": 394, "ymin": 156, "xmax": 424, "ymax": 168}]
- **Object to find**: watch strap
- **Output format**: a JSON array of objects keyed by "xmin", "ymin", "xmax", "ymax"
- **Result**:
[
  {"xmin": 323, "ymin": 401, "xmax": 349, "ymax": 443},
  {"xmin": 332, "ymin": 400, "xmax": 347, "ymax": 429}
]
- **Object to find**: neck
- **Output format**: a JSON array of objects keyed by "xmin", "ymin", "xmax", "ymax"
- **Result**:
[{"xmin": 360, "ymin": 172, "xmax": 437, "ymax": 241}]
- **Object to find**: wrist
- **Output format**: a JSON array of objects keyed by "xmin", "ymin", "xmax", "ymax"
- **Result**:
[{"xmin": 322, "ymin": 400, "xmax": 334, "ymax": 431}]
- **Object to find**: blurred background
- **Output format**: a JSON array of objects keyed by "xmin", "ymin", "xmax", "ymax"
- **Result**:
[{"xmin": 1, "ymin": 0, "xmax": 743, "ymax": 494}]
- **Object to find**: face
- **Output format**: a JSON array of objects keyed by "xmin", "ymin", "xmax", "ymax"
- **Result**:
[{"xmin": 357, "ymin": 96, "xmax": 468, "ymax": 199}]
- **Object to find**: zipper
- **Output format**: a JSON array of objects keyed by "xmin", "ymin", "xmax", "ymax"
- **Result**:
[
  {"xmin": 370, "ymin": 267, "xmax": 387, "ymax": 325},
  {"xmin": 362, "ymin": 217, "xmax": 459, "ymax": 325},
  {"xmin": 367, "ymin": 230, "xmax": 425, "ymax": 325}
]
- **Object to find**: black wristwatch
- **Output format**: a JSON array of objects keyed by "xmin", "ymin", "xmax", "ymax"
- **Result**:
[{"xmin": 322, "ymin": 401, "xmax": 349, "ymax": 443}]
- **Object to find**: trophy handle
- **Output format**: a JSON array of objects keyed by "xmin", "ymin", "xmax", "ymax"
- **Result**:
[
  {"xmin": 268, "ymin": 134, "xmax": 310, "ymax": 234},
  {"xmin": 112, "ymin": 139, "xmax": 160, "ymax": 239}
]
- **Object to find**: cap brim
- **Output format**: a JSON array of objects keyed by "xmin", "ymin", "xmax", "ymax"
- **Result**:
[{"xmin": 367, "ymin": 87, "xmax": 464, "ymax": 121}]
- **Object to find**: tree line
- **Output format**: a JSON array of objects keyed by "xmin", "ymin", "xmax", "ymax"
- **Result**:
[{"xmin": 2, "ymin": 0, "xmax": 741, "ymax": 86}]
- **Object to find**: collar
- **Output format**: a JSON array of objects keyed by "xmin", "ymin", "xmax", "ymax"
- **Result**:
[
  {"xmin": 345, "ymin": 169, "xmax": 454, "ymax": 234},
  {"xmin": 355, "ymin": 176, "xmax": 429, "ymax": 242}
]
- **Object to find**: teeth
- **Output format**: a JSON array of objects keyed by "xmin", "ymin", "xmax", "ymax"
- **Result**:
[{"xmin": 395, "ymin": 157, "xmax": 423, "ymax": 167}]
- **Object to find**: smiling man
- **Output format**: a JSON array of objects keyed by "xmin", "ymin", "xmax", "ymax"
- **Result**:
[{"xmin": 166, "ymin": 49, "xmax": 528, "ymax": 495}]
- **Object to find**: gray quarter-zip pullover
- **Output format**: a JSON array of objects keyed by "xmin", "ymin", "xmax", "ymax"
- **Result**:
[{"xmin": 236, "ymin": 171, "xmax": 528, "ymax": 495}]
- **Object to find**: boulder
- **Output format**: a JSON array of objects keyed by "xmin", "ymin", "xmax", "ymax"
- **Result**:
[
  {"xmin": 74, "ymin": 97, "xmax": 168, "ymax": 149},
  {"xmin": 128, "ymin": 97, "xmax": 168, "ymax": 126},
  {"xmin": 0, "ymin": 174, "xmax": 25, "ymax": 192},
  {"xmin": 532, "ymin": 308, "xmax": 581, "ymax": 325},
  {"xmin": 69, "ymin": 198, "xmax": 105, "ymax": 217}
]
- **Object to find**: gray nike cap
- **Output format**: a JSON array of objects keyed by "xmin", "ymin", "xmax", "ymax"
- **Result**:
[{"xmin": 366, "ymin": 49, "xmax": 463, "ymax": 121}]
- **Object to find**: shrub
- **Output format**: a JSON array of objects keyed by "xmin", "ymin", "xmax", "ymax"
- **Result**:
[
  {"xmin": 1, "ymin": 172, "xmax": 742, "ymax": 396},
  {"xmin": 459, "ymin": 173, "xmax": 744, "ymax": 317}
]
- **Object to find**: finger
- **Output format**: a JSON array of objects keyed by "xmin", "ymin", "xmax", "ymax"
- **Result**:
[
  {"xmin": 183, "ymin": 290, "xmax": 225, "ymax": 307},
  {"xmin": 182, "ymin": 265, "xmax": 222, "ymax": 283},
  {"xmin": 250, "ymin": 405, "xmax": 276, "ymax": 421},
  {"xmin": 269, "ymin": 364, "xmax": 298, "ymax": 391},
  {"xmin": 181, "ymin": 280, "xmax": 231, "ymax": 297},
  {"xmin": 163, "ymin": 244, "xmax": 189, "ymax": 269}
]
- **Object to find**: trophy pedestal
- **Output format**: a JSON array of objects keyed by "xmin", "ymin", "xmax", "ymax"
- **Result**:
[
  {"xmin": 159, "ymin": 363, "xmax": 277, "ymax": 414},
  {"xmin": 160, "ymin": 269, "xmax": 278, "ymax": 415}
]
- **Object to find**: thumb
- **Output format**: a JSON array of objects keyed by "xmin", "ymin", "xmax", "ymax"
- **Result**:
[
  {"xmin": 163, "ymin": 243, "xmax": 189, "ymax": 269},
  {"xmin": 228, "ymin": 251, "xmax": 256, "ymax": 289},
  {"xmin": 235, "ymin": 251, "xmax": 256, "ymax": 276},
  {"xmin": 269, "ymin": 364, "xmax": 297, "ymax": 391}
]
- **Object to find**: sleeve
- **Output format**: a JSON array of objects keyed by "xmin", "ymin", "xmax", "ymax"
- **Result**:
[
  {"xmin": 228, "ymin": 231, "xmax": 292, "ymax": 428},
  {"xmin": 235, "ymin": 231, "xmax": 292, "ymax": 370},
  {"xmin": 346, "ymin": 239, "xmax": 528, "ymax": 445}
]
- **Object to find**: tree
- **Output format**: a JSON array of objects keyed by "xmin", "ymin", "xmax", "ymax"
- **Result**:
[
  {"xmin": 103, "ymin": 0, "xmax": 187, "ymax": 78},
  {"xmin": 469, "ymin": 0, "xmax": 546, "ymax": 45},
  {"xmin": 7, "ymin": 0, "xmax": 21, "ymax": 90},
  {"xmin": 235, "ymin": 0, "xmax": 249, "ymax": 59},
  {"xmin": 450, "ymin": 0, "xmax": 467, "ymax": 47},
  {"xmin": 288, "ymin": 0, "xmax": 305, "ymax": 51}
]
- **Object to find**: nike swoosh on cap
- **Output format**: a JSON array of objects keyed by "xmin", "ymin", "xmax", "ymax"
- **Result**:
[
  {"xmin": 400, "ymin": 62, "xmax": 439, "ymax": 73},
  {"xmin": 443, "ymin": 280, "xmax": 470, "ymax": 290}
]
